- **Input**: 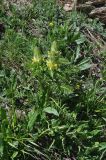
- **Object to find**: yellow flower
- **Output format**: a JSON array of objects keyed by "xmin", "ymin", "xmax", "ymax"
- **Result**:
[
  {"xmin": 46, "ymin": 60, "xmax": 58, "ymax": 70},
  {"xmin": 32, "ymin": 56, "xmax": 41, "ymax": 63},
  {"xmin": 49, "ymin": 22, "xmax": 54, "ymax": 27}
]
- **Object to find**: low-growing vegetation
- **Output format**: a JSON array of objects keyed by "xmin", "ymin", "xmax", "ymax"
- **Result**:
[{"xmin": 0, "ymin": 0, "xmax": 106, "ymax": 159}]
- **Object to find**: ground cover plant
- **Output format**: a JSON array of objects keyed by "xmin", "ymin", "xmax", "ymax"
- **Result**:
[{"xmin": 0, "ymin": 0, "xmax": 106, "ymax": 159}]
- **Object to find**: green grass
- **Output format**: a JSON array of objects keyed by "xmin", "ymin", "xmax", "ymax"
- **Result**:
[{"xmin": 0, "ymin": 0, "xmax": 106, "ymax": 159}]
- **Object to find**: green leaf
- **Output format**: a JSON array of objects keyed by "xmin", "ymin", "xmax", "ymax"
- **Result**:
[
  {"xmin": 59, "ymin": 57, "xmax": 70, "ymax": 65},
  {"xmin": 71, "ymin": 32, "xmax": 80, "ymax": 43},
  {"xmin": 27, "ymin": 110, "xmax": 38, "ymax": 131},
  {"xmin": 90, "ymin": 130, "xmax": 101, "ymax": 136},
  {"xmin": 99, "ymin": 142, "xmax": 106, "ymax": 151},
  {"xmin": 11, "ymin": 151, "xmax": 18, "ymax": 159},
  {"xmin": 8, "ymin": 141, "xmax": 18, "ymax": 149},
  {"xmin": 60, "ymin": 84, "xmax": 73, "ymax": 95},
  {"xmin": 0, "ymin": 136, "xmax": 4, "ymax": 156},
  {"xmin": 77, "ymin": 58, "xmax": 92, "ymax": 71},
  {"xmin": 44, "ymin": 107, "xmax": 59, "ymax": 116},
  {"xmin": 33, "ymin": 46, "xmax": 41, "ymax": 56},
  {"xmin": 0, "ymin": 108, "xmax": 7, "ymax": 120},
  {"xmin": 74, "ymin": 45, "xmax": 80, "ymax": 62},
  {"xmin": 76, "ymin": 35, "xmax": 86, "ymax": 44},
  {"xmin": 51, "ymin": 41, "xmax": 58, "ymax": 52}
]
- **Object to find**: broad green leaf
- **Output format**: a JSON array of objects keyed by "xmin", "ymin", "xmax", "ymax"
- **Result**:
[
  {"xmin": 76, "ymin": 35, "xmax": 86, "ymax": 44},
  {"xmin": 99, "ymin": 142, "xmax": 106, "ymax": 151},
  {"xmin": 59, "ymin": 57, "xmax": 70, "ymax": 65},
  {"xmin": 44, "ymin": 107, "xmax": 59, "ymax": 116},
  {"xmin": 90, "ymin": 130, "xmax": 101, "ymax": 136},
  {"xmin": 71, "ymin": 32, "xmax": 80, "ymax": 43},
  {"xmin": 60, "ymin": 85, "xmax": 73, "ymax": 95},
  {"xmin": 77, "ymin": 58, "xmax": 92, "ymax": 71}
]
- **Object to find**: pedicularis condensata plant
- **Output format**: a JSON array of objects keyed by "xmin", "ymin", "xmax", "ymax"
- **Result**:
[
  {"xmin": 31, "ymin": 41, "xmax": 61, "ymax": 104},
  {"xmin": 32, "ymin": 41, "xmax": 60, "ymax": 76},
  {"xmin": 1, "ymin": 0, "xmax": 106, "ymax": 158}
]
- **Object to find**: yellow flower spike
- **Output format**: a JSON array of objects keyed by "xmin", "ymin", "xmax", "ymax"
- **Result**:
[
  {"xmin": 32, "ymin": 56, "xmax": 41, "ymax": 64},
  {"xmin": 46, "ymin": 41, "xmax": 60, "ymax": 70},
  {"xmin": 46, "ymin": 60, "xmax": 58, "ymax": 70}
]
